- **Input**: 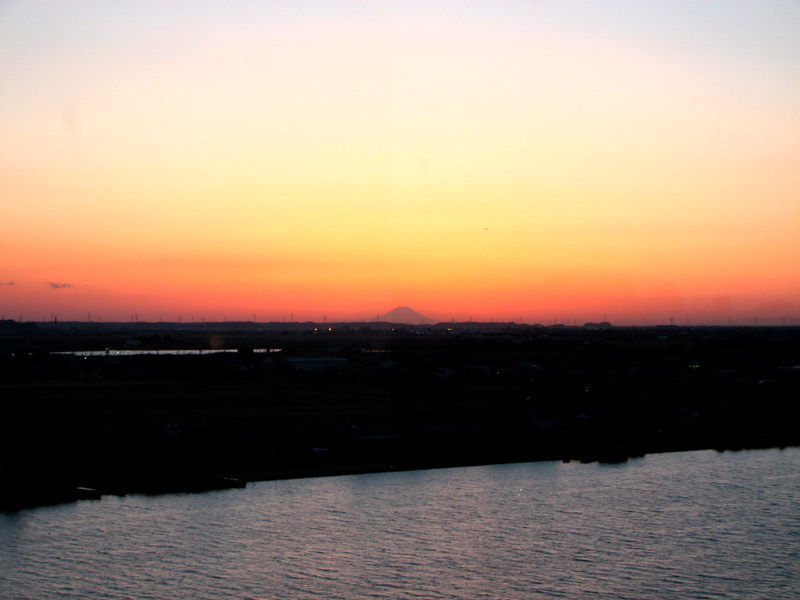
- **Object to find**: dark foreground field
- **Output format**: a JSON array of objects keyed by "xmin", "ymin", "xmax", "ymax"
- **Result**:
[{"xmin": 2, "ymin": 322, "xmax": 799, "ymax": 510}]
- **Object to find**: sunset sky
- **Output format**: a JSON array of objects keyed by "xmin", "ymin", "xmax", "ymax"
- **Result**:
[{"xmin": 2, "ymin": 1, "xmax": 799, "ymax": 324}]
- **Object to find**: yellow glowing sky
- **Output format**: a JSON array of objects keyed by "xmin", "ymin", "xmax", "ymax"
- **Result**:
[{"xmin": 2, "ymin": 1, "xmax": 799, "ymax": 324}]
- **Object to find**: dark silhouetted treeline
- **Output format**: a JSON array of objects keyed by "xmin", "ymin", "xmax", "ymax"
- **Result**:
[{"xmin": 1, "ymin": 324, "xmax": 799, "ymax": 510}]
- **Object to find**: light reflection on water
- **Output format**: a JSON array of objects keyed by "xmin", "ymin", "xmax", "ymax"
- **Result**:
[
  {"xmin": 1, "ymin": 448, "xmax": 798, "ymax": 599},
  {"xmin": 51, "ymin": 348, "xmax": 281, "ymax": 356}
]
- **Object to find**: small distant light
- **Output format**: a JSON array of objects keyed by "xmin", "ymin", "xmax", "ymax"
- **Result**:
[{"xmin": 328, "ymin": 327, "xmax": 332, "ymax": 331}]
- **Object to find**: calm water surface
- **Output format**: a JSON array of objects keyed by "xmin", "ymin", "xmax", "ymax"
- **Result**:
[{"xmin": 2, "ymin": 449, "xmax": 799, "ymax": 599}]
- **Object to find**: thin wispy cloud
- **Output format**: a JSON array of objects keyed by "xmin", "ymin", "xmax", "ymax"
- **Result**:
[
  {"xmin": 47, "ymin": 282, "xmax": 73, "ymax": 289},
  {"xmin": 0, "ymin": 281, "xmax": 14, "ymax": 286}
]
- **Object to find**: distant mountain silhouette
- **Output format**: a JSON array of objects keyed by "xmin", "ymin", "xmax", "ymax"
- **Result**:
[{"xmin": 380, "ymin": 306, "xmax": 437, "ymax": 325}]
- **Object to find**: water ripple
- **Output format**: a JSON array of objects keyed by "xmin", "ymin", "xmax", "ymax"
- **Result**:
[{"xmin": 1, "ymin": 448, "xmax": 799, "ymax": 599}]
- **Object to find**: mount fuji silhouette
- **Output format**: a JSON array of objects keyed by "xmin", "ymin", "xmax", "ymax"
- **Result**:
[{"xmin": 379, "ymin": 306, "xmax": 437, "ymax": 325}]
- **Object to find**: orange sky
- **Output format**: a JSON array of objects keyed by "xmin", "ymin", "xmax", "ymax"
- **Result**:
[{"xmin": 2, "ymin": 1, "xmax": 799, "ymax": 324}]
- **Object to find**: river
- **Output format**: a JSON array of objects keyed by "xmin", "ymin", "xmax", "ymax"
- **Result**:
[{"xmin": 1, "ymin": 448, "xmax": 798, "ymax": 599}]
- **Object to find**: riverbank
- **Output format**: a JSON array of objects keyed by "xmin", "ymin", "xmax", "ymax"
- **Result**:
[
  {"xmin": 2, "ymin": 325, "xmax": 799, "ymax": 510},
  {"xmin": 2, "ymin": 376, "xmax": 797, "ymax": 511}
]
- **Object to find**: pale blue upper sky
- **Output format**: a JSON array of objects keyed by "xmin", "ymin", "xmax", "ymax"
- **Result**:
[{"xmin": 2, "ymin": 1, "xmax": 798, "ymax": 113}]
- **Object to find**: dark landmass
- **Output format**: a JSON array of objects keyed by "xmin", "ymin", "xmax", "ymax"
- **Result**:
[{"xmin": 1, "ymin": 321, "xmax": 799, "ymax": 511}]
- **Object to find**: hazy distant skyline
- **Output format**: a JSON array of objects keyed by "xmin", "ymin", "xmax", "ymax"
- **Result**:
[{"xmin": 2, "ymin": 1, "xmax": 799, "ymax": 324}]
